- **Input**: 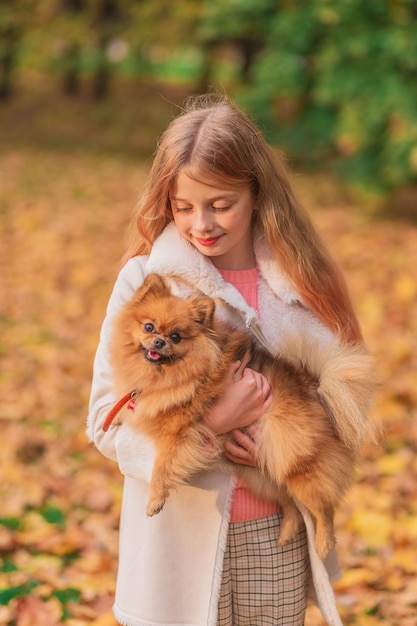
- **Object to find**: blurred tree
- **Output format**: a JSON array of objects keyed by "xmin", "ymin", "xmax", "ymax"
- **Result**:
[
  {"xmin": 0, "ymin": 0, "xmax": 35, "ymax": 99},
  {"xmin": 239, "ymin": 0, "xmax": 417, "ymax": 190},
  {"xmin": 37, "ymin": 0, "xmax": 131, "ymax": 98},
  {"xmin": 197, "ymin": 0, "xmax": 276, "ymax": 88},
  {"xmin": 58, "ymin": 0, "xmax": 85, "ymax": 95},
  {"xmin": 115, "ymin": 0, "xmax": 275, "ymax": 92},
  {"xmin": 9, "ymin": 0, "xmax": 147, "ymax": 98},
  {"xmin": 123, "ymin": 0, "xmax": 202, "ymax": 78},
  {"xmin": 33, "ymin": 0, "xmax": 90, "ymax": 95},
  {"xmin": 88, "ymin": 0, "xmax": 129, "ymax": 99}
]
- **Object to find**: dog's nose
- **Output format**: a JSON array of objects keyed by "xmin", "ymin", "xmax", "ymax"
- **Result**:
[{"xmin": 153, "ymin": 338, "xmax": 166, "ymax": 350}]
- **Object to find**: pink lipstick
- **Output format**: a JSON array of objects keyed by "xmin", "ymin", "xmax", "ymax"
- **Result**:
[{"xmin": 195, "ymin": 236, "xmax": 221, "ymax": 247}]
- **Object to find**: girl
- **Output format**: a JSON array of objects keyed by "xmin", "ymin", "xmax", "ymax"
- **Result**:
[{"xmin": 87, "ymin": 94, "xmax": 376, "ymax": 626}]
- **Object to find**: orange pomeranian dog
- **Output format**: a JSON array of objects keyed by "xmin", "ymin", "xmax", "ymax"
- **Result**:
[{"xmin": 107, "ymin": 273, "xmax": 376, "ymax": 559}]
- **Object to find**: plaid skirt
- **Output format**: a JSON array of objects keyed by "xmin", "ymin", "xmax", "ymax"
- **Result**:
[{"xmin": 217, "ymin": 513, "xmax": 309, "ymax": 626}]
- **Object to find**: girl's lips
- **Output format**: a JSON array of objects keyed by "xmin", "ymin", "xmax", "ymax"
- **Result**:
[{"xmin": 195, "ymin": 236, "xmax": 221, "ymax": 247}]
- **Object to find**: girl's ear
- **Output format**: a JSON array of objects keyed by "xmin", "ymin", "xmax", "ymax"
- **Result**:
[
  {"xmin": 188, "ymin": 296, "xmax": 215, "ymax": 327},
  {"xmin": 134, "ymin": 273, "xmax": 171, "ymax": 303}
]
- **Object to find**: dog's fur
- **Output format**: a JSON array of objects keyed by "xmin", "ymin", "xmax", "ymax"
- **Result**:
[{"xmin": 110, "ymin": 273, "xmax": 376, "ymax": 558}]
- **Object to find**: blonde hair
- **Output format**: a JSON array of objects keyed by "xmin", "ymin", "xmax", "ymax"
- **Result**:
[{"xmin": 124, "ymin": 94, "xmax": 362, "ymax": 345}]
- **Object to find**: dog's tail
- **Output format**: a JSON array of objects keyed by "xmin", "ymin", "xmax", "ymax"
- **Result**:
[{"xmin": 282, "ymin": 334, "xmax": 381, "ymax": 452}]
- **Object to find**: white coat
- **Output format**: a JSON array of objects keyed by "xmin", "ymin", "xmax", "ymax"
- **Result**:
[{"xmin": 87, "ymin": 222, "xmax": 369, "ymax": 626}]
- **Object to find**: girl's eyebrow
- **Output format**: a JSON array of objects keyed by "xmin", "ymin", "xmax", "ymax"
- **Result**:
[{"xmin": 170, "ymin": 192, "xmax": 236, "ymax": 202}]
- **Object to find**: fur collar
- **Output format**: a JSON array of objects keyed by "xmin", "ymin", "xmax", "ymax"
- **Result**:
[
  {"xmin": 145, "ymin": 222, "xmax": 333, "ymax": 359},
  {"xmin": 146, "ymin": 221, "xmax": 302, "ymax": 316}
]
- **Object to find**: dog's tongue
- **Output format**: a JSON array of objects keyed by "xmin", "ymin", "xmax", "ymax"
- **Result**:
[{"xmin": 147, "ymin": 350, "xmax": 162, "ymax": 361}]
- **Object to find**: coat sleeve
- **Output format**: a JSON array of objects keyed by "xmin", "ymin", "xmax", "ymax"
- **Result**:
[{"xmin": 86, "ymin": 257, "xmax": 156, "ymax": 483}]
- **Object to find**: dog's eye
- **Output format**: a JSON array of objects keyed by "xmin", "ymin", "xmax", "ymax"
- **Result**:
[
  {"xmin": 144, "ymin": 323, "xmax": 154, "ymax": 333},
  {"xmin": 170, "ymin": 333, "xmax": 181, "ymax": 344}
]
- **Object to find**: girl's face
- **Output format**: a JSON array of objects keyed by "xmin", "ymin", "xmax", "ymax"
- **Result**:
[{"xmin": 170, "ymin": 171, "xmax": 256, "ymax": 270}]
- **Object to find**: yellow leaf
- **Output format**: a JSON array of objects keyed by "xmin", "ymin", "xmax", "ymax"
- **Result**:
[
  {"xmin": 375, "ymin": 453, "xmax": 407, "ymax": 476},
  {"xmin": 334, "ymin": 567, "xmax": 379, "ymax": 590},
  {"xmin": 89, "ymin": 611, "xmax": 119, "ymax": 626},
  {"xmin": 347, "ymin": 510, "xmax": 392, "ymax": 548},
  {"xmin": 385, "ymin": 570, "xmax": 406, "ymax": 591},
  {"xmin": 355, "ymin": 616, "xmax": 385, "ymax": 626},
  {"xmin": 394, "ymin": 275, "xmax": 417, "ymax": 303},
  {"xmin": 14, "ymin": 595, "xmax": 62, "ymax": 626},
  {"xmin": 389, "ymin": 548, "xmax": 417, "ymax": 574},
  {"xmin": 16, "ymin": 512, "xmax": 57, "ymax": 546},
  {"xmin": 376, "ymin": 396, "xmax": 407, "ymax": 422}
]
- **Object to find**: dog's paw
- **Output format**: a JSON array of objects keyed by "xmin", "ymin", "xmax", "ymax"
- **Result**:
[
  {"xmin": 315, "ymin": 533, "xmax": 336, "ymax": 560},
  {"xmin": 277, "ymin": 526, "xmax": 297, "ymax": 547},
  {"xmin": 146, "ymin": 499, "xmax": 165, "ymax": 517},
  {"xmin": 277, "ymin": 507, "xmax": 302, "ymax": 547}
]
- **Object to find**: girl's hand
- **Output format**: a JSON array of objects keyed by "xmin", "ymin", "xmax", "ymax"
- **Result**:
[
  {"xmin": 223, "ymin": 424, "xmax": 259, "ymax": 467},
  {"xmin": 203, "ymin": 361, "xmax": 272, "ymax": 437}
]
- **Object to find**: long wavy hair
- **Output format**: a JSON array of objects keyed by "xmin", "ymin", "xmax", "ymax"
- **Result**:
[{"xmin": 124, "ymin": 94, "xmax": 362, "ymax": 345}]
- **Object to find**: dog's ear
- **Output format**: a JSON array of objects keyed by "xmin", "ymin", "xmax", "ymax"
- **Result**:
[
  {"xmin": 133, "ymin": 273, "xmax": 171, "ymax": 303},
  {"xmin": 188, "ymin": 296, "xmax": 215, "ymax": 327}
]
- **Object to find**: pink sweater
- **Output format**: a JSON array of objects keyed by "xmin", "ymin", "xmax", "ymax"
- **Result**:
[{"xmin": 220, "ymin": 268, "xmax": 281, "ymax": 522}]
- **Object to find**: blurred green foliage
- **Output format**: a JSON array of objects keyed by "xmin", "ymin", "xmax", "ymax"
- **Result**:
[
  {"xmin": 239, "ymin": 0, "xmax": 417, "ymax": 191},
  {"xmin": 1, "ymin": 0, "xmax": 417, "ymax": 191}
]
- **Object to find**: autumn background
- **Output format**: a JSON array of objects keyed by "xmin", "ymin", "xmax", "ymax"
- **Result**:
[{"xmin": 1, "ymin": 2, "xmax": 417, "ymax": 625}]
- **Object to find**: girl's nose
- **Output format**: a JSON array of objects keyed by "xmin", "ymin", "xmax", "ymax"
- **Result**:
[{"xmin": 192, "ymin": 208, "xmax": 214, "ymax": 233}]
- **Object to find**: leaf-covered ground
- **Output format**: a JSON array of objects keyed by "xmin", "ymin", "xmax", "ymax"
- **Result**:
[{"xmin": 1, "ymin": 81, "xmax": 416, "ymax": 626}]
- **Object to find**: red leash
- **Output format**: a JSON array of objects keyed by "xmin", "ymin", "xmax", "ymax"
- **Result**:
[{"xmin": 102, "ymin": 390, "xmax": 137, "ymax": 432}]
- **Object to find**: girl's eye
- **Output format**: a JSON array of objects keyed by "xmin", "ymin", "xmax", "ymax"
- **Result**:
[
  {"xmin": 170, "ymin": 333, "xmax": 181, "ymax": 344},
  {"xmin": 175, "ymin": 207, "xmax": 192, "ymax": 213},
  {"xmin": 213, "ymin": 205, "xmax": 231, "ymax": 212},
  {"xmin": 144, "ymin": 323, "xmax": 154, "ymax": 333}
]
